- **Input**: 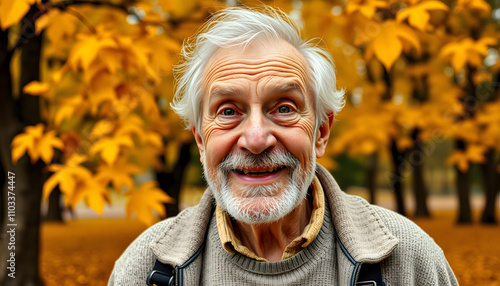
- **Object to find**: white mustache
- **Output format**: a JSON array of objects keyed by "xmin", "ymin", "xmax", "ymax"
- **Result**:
[{"xmin": 218, "ymin": 149, "xmax": 299, "ymax": 173}]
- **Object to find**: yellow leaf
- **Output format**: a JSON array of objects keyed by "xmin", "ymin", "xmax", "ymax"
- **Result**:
[
  {"xmin": 11, "ymin": 132, "xmax": 36, "ymax": 164},
  {"xmin": 447, "ymin": 150, "xmax": 469, "ymax": 172},
  {"xmin": 43, "ymin": 164, "xmax": 91, "ymax": 201},
  {"xmin": 51, "ymin": 66, "xmax": 68, "ymax": 84},
  {"xmin": 440, "ymin": 37, "xmax": 497, "ymax": 71},
  {"xmin": 37, "ymin": 130, "xmax": 64, "ymax": 164},
  {"xmin": 35, "ymin": 12, "xmax": 50, "ymax": 35},
  {"xmin": 447, "ymin": 145, "xmax": 486, "ymax": 172},
  {"xmin": 396, "ymin": 1, "xmax": 449, "ymax": 31},
  {"xmin": 456, "ymin": 0, "xmax": 491, "ymax": 15},
  {"xmin": 115, "ymin": 115, "xmax": 163, "ymax": 149},
  {"xmin": 82, "ymin": 179, "xmax": 109, "ymax": 215},
  {"xmin": 126, "ymin": 181, "xmax": 174, "ymax": 226},
  {"xmin": 95, "ymin": 158, "xmax": 142, "ymax": 191},
  {"xmin": 43, "ymin": 170, "xmax": 65, "ymax": 200},
  {"xmin": 45, "ymin": 10, "xmax": 77, "ymax": 45},
  {"xmin": 452, "ymin": 119, "xmax": 480, "ymax": 142},
  {"xmin": 158, "ymin": 0, "xmax": 197, "ymax": 19},
  {"xmin": 23, "ymin": 81, "xmax": 50, "ymax": 95},
  {"xmin": 54, "ymin": 104, "xmax": 75, "ymax": 127},
  {"xmin": 90, "ymin": 134, "xmax": 134, "ymax": 165},
  {"xmin": 397, "ymin": 137, "xmax": 414, "ymax": 151},
  {"xmin": 345, "ymin": 0, "xmax": 388, "ymax": 19},
  {"xmin": 0, "ymin": 0, "xmax": 36, "ymax": 30},
  {"xmin": 465, "ymin": 144, "xmax": 486, "ymax": 163},
  {"xmin": 68, "ymin": 32, "xmax": 117, "ymax": 72},
  {"xmin": 365, "ymin": 21, "xmax": 420, "ymax": 70},
  {"xmin": 359, "ymin": 140, "xmax": 378, "ymax": 154},
  {"xmin": 11, "ymin": 123, "xmax": 63, "ymax": 164},
  {"xmin": 90, "ymin": 120, "xmax": 115, "ymax": 140}
]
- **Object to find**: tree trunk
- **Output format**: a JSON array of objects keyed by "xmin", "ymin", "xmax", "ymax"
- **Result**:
[
  {"xmin": 480, "ymin": 149, "xmax": 498, "ymax": 224},
  {"xmin": 391, "ymin": 140, "xmax": 406, "ymax": 216},
  {"xmin": 455, "ymin": 140, "xmax": 472, "ymax": 224},
  {"xmin": 0, "ymin": 6, "xmax": 45, "ymax": 285},
  {"xmin": 157, "ymin": 142, "xmax": 192, "ymax": 217},
  {"xmin": 45, "ymin": 188, "xmax": 63, "ymax": 222},
  {"xmin": 366, "ymin": 152, "xmax": 378, "ymax": 204},
  {"xmin": 410, "ymin": 128, "xmax": 430, "ymax": 217}
]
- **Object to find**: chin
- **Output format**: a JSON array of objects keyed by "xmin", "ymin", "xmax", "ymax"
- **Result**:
[
  {"xmin": 203, "ymin": 148, "xmax": 317, "ymax": 224},
  {"xmin": 218, "ymin": 181, "xmax": 307, "ymax": 225}
]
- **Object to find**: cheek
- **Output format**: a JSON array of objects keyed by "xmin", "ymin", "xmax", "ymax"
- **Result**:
[
  {"xmin": 202, "ymin": 125, "xmax": 239, "ymax": 167},
  {"xmin": 278, "ymin": 124, "xmax": 315, "ymax": 163}
]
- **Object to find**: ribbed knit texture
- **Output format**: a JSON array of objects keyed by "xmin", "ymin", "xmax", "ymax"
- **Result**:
[
  {"xmin": 108, "ymin": 164, "xmax": 458, "ymax": 286},
  {"xmin": 201, "ymin": 201, "xmax": 337, "ymax": 285}
]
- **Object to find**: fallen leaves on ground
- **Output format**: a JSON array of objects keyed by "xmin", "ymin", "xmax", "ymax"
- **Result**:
[{"xmin": 40, "ymin": 210, "xmax": 500, "ymax": 285}]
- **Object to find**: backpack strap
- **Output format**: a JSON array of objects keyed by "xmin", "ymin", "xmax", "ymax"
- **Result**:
[
  {"xmin": 356, "ymin": 262, "xmax": 385, "ymax": 286},
  {"xmin": 146, "ymin": 259, "xmax": 175, "ymax": 286},
  {"xmin": 146, "ymin": 243, "xmax": 205, "ymax": 286}
]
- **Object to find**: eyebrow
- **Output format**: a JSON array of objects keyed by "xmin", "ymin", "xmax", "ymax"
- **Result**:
[
  {"xmin": 209, "ymin": 87, "xmax": 240, "ymax": 98},
  {"xmin": 273, "ymin": 82, "xmax": 304, "ymax": 95},
  {"xmin": 209, "ymin": 82, "xmax": 305, "ymax": 99}
]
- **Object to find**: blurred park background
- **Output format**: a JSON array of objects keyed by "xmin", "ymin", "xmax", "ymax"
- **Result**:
[{"xmin": 1, "ymin": 0, "xmax": 500, "ymax": 285}]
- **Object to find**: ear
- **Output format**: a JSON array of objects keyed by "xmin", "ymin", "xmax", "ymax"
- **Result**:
[
  {"xmin": 315, "ymin": 113, "xmax": 334, "ymax": 158},
  {"xmin": 192, "ymin": 126, "xmax": 204, "ymax": 163}
]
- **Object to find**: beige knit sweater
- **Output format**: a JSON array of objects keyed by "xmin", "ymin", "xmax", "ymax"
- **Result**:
[{"xmin": 109, "ymin": 165, "xmax": 458, "ymax": 285}]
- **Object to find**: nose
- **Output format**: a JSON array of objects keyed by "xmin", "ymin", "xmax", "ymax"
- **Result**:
[{"xmin": 237, "ymin": 110, "xmax": 276, "ymax": 154}]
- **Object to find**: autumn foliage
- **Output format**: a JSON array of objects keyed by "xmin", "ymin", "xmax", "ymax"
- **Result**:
[{"xmin": 2, "ymin": 0, "xmax": 499, "ymax": 226}]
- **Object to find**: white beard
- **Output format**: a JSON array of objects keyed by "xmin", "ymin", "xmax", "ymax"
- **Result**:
[{"xmin": 203, "ymin": 148, "xmax": 316, "ymax": 224}]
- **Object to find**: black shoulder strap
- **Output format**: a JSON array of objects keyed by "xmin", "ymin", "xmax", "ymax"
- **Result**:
[
  {"xmin": 356, "ymin": 262, "xmax": 385, "ymax": 286},
  {"xmin": 146, "ymin": 259, "xmax": 175, "ymax": 286},
  {"xmin": 146, "ymin": 243, "xmax": 205, "ymax": 286}
]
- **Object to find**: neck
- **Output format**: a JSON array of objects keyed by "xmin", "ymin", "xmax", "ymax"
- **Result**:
[{"xmin": 232, "ymin": 198, "xmax": 312, "ymax": 262}]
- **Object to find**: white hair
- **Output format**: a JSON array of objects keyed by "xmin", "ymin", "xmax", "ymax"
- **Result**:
[{"xmin": 171, "ymin": 6, "xmax": 345, "ymax": 131}]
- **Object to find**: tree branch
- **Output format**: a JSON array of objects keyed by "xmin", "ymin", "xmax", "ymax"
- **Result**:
[
  {"xmin": 64, "ymin": 7, "xmax": 97, "ymax": 33},
  {"xmin": 52, "ymin": 0, "xmax": 130, "ymax": 14}
]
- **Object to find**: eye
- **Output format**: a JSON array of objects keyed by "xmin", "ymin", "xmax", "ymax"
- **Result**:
[
  {"xmin": 221, "ymin": 108, "xmax": 236, "ymax": 116},
  {"xmin": 277, "ymin": 105, "xmax": 292, "ymax": 114}
]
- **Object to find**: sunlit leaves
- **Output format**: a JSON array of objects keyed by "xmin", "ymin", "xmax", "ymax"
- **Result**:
[
  {"xmin": 0, "ymin": 0, "xmax": 36, "ymax": 30},
  {"xmin": 440, "ymin": 37, "xmax": 498, "ymax": 72},
  {"xmin": 396, "ymin": 1, "xmax": 448, "ymax": 31},
  {"xmin": 44, "ymin": 162, "xmax": 110, "ymax": 215},
  {"xmin": 331, "ymin": 89, "xmax": 397, "ymax": 156},
  {"xmin": 345, "ymin": 0, "xmax": 388, "ymax": 19},
  {"xmin": 447, "ymin": 145, "xmax": 486, "ymax": 172},
  {"xmin": 95, "ymin": 158, "xmax": 142, "ymax": 191},
  {"xmin": 364, "ymin": 20, "xmax": 421, "ymax": 70},
  {"xmin": 1, "ymin": 0, "xmax": 222, "ymax": 225},
  {"xmin": 11, "ymin": 123, "xmax": 63, "ymax": 164},
  {"xmin": 126, "ymin": 182, "xmax": 174, "ymax": 226},
  {"xmin": 68, "ymin": 30, "xmax": 118, "ymax": 74},
  {"xmin": 157, "ymin": 0, "xmax": 197, "ymax": 20},
  {"xmin": 23, "ymin": 81, "xmax": 50, "ymax": 95},
  {"xmin": 455, "ymin": 0, "xmax": 491, "ymax": 16},
  {"xmin": 90, "ymin": 134, "xmax": 134, "ymax": 165}
]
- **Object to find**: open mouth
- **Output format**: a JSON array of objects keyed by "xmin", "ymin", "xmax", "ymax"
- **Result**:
[{"xmin": 233, "ymin": 166, "xmax": 286, "ymax": 176}]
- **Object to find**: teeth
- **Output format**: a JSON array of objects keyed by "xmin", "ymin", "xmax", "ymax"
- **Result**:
[{"xmin": 240, "ymin": 167, "xmax": 279, "ymax": 175}]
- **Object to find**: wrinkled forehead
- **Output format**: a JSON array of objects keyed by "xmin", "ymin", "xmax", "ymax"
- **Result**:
[{"xmin": 201, "ymin": 38, "xmax": 311, "ymax": 96}]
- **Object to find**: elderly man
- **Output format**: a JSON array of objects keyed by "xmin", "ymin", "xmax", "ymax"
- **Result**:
[{"xmin": 109, "ymin": 6, "xmax": 458, "ymax": 286}]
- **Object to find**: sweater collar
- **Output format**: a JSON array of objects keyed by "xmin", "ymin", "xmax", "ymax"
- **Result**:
[
  {"xmin": 316, "ymin": 164, "xmax": 399, "ymax": 263},
  {"xmin": 150, "ymin": 164, "xmax": 398, "ymax": 266}
]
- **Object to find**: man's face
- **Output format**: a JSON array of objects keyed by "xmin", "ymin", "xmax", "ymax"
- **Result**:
[{"xmin": 193, "ymin": 39, "xmax": 331, "ymax": 224}]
